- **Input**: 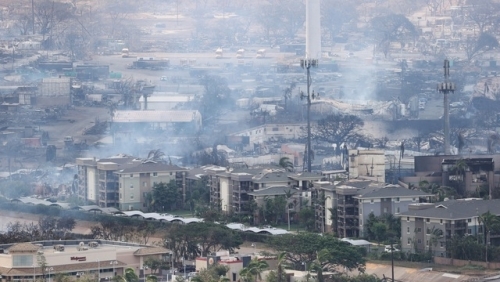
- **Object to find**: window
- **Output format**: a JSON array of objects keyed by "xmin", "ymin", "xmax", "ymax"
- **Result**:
[
  {"xmin": 426, "ymin": 228, "xmax": 430, "ymax": 234},
  {"xmin": 383, "ymin": 208, "xmax": 388, "ymax": 213},
  {"xmin": 426, "ymin": 240, "xmax": 429, "ymax": 246},
  {"xmin": 479, "ymin": 226, "xmax": 483, "ymax": 233},
  {"xmin": 407, "ymin": 227, "xmax": 410, "ymax": 233},
  {"xmin": 170, "ymin": 172, "xmax": 173, "ymax": 175},
  {"xmin": 130, "ymin": 185, "xmax": 133, "ymax": 189},
  {"xmin": 426, "ymin": 218, "xmax": 430, "ymax": 223},
  {"xmin": 468, "ymin": 228, "xmax": 472, "ymax": 234},
  {"xmin": 407, "ymin": 217, "xmax": 410, "ymax": 222},
  {"xmin": 370, "ymin": 199, "xmax": 374, "ymax": 204},
  {"xmin": 417, "ymin": 239, "xmax": 422, "ymax": 244},
  {"xmin": 143, "ymin": 182, "xmax": 147, "ymax": 187},
  {"xmin": 131, "ymin": 195, "xmax": 134, "ymax": 199},
  {"xmin": 395, "ymin": 197, "xmax": 400, "ymax": 202},
  {"xmin": 359, "ymin": 208, "xmax": 363, "ymax": 214},
  {"xmin": 468, "ymin": 218, "xmax": 472, "ymax": 223},
  {"xmin": 119, "ymin": 183, "xmax": 122, "ymax": 188},
  {"xmin": 407, "ymin": 238, "xmax": 411, "ymax": 245},
  {"xmin": 396, "ymin": 207, "xmax": 400, "ymax": 213},
  {"xmin": 360, "ymin": 219, "xmax": 363, "ymax": 226},
  {"xmin": 130, "ymin": 174, "xmax": 133, "ymax": 177},
  {"xmin": 232, "ymin": 273, "xmax": 237, "ymax": 282},
  {"xmin": 412, "ymin": 197, "xmax": 416, "ymax": 202},
  {"xmin": 13, "ymin": 255, "xmax": 33, "ymax": 267},
  {"xmin": 440, "ymin": 242, "xmax": 444, "ymax": 248},
  {"xmin": 272, "ymin": 127, "xmax": 279, "ymax": 131},
  {"xmin": 440, "ymin": 219, "xmax": 443, "ymax": 224},
  {"xmin": 416, "ymin": 227, "xmax": 422, "ymax": 233},
  {"xmin": 153, "ymin": 172, "xmax": 158, "ymax": 177},
  {"xmin": 120, "ymin": 193, "xmax": 122, "ymax": 199}
]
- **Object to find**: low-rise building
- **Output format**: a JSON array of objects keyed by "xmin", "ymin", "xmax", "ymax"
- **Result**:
[{"xmin": 0, "ymin": 240, "xmax": 171, "ymax": 281}]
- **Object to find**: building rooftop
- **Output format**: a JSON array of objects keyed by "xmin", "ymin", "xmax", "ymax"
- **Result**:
[
  {"xmin": 115, "ymin": 161, "xmax": 187, "ymax": 174},
  {"xmin": 399, "ymin": 199, "xmax": 500, "ymax": 219},
  {"xmin": 355, "ymin": 185, "xmax": 431, "ymax": 199},
  {"xmin": 252, "ymin": 170, "xmax": 290, "ymax": 183},
  {"xmin": 248, "ymin": 186, "xmax": 298, "ymax": 197},
  {"xmin": 112, "ymin": 110, "xmax": 201, "ymax": 123}
]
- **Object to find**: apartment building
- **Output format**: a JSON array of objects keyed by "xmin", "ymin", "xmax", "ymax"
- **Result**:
[
  {"xmin": 315, "ymin": 180, "xmax": 430, "ymax": 237},
  {"xmin": 399, "ymin": 199, "xmax": 500, "ymax": 257},
  {"xmin": 77, "ymin": 155, "xmax": 187, "ymax": 210},
  {"xmin": 114, "ymin": 161, "xmax": 187, "ymax": 211},
  {"xmin": 76, "ymin": 155, "xmax": 140, "ymax": 208}
]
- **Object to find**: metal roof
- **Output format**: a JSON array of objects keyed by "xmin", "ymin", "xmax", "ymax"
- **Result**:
[{"xmin": 112, "ymin": 110, "xmax": 201, "ymax": 123}]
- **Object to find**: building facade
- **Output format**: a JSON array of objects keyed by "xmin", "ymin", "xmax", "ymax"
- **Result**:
[{"xmin": 399, "ymin": 199, "xmax": 500, "ymax": 257}]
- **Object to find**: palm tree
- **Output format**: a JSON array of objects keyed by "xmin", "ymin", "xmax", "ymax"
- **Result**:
[
  {"xmin": 479, "ymin": 211, "xmax": 500, "ymax": 245},
  {"xmin": 428, "ymin": 226, "xmax": 444, "ymax": 257},
  {"xmin": 276, "ymin": 252, "xmax": 287, "ymax": 282},
  {"xmin": 240, "ymin": 259, "xmax": 269, "ymax": 282},
  {"xmin": 146, "ymin": 275, "xmax": 158, "ymax": 282},
  {"xmin": 451, "ymin": 158, "xmax": 468, "ymax": 195},
  {"xmin": 124, "ymin": 268, "xmax": 139, "ymax": 282},
  {"xmin": 278, "ymin": 157, "xmax": 294, "ymax": 172}
]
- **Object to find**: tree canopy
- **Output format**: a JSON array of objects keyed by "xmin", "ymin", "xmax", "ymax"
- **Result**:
[{"xmin": 266, "ymin": 232, "xmax": 366, "ymax": 272}]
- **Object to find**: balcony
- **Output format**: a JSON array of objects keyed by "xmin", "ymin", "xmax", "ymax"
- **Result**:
[{"xmin": 337, "ymin": 199, "xmax": 357, "ymax": 206}]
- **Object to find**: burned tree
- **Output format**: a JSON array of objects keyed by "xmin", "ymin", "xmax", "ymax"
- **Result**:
[{"xmin": 312, "ymin": 114, "xmax": 364, "ymax": 145}]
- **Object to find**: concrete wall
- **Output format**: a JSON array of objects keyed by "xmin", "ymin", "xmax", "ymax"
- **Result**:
[{"xmin": 434, "ymin": 257, "xmax": 500, "ymax": 269}]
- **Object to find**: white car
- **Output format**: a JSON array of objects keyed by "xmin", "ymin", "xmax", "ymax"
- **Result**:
[
  {"xmin": 384, "ymin": 245, "xmax": 400, "ymax": 253},
  {"xmin": 160, "ymin": 76, "xmax": 167, "ymax": 81}
]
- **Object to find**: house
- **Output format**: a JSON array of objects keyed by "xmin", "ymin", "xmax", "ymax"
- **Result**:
[{"xmin": 399, "ymin": 199, "xmax": 500, "ymax": 257}]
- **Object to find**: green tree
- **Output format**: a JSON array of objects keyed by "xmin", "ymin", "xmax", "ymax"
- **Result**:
[
  {"xmin": 266, "ymin": 233, "xmax": 365, "ymax": 272},
  {"xmin": 144, "ymin": 257, "xmax": 163, "ymax": 275},
  {"xmin": 152, "ymin": 180, "xmax": 181, "ymax": 212},
  {"xmin": 298, "ymin": 207, "xmax": 315, "ymax": 230},
  {"xmin": 372, "ymin": 222, "xmax": 387, "ymax": 246}
]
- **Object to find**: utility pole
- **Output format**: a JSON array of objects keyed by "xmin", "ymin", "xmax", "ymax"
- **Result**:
[
  {"xmin": 300, "ymin": 59, "xmax": 318, "ymax": 172},
  {"xmin": 437, "ymin": 59, "xmax": 455, "ymax": 155},
  {"xmin": 32, "ymin": 0, "xmax": 35, "ymax": 35}
]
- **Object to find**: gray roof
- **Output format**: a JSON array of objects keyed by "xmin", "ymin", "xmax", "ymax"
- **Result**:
[
  {"xmin": 248, "ymin": 186, "xmax": 298, "ymax": 197},
  {"xmin": 399, "ymin": 199, "xmax": 500, "ymax": 220},
  {"xmin": 116, "ymin": 162, "xmax": 187, "ymax": 174},
  {"xmin": 288, "ymin": 171, "xmax": 322, "ymax": 180},
  {"xmin": 252, "ymin": 170, "xmax": 290, "ymax": 183},
  {"xmin": 356, "ymin": 185, "xmax": 431, "ymax": 199},
  {"xmin": 339, "ymin": 179, "xmax": 374, "ymax": 189}
]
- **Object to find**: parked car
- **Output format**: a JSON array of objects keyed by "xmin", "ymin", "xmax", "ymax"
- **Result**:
[
  {"xmin": 177, "ymin": 265, "xmax": 196, "ymax": 273},
  {"xmin": 384, "ymin": 245, "xmax": 400, "ymax": 253}
]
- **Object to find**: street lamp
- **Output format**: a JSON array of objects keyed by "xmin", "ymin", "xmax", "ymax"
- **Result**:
[
  {"xmin": 437, "ymin": 59, "xmax": 455, "ymax": 155},
  {"xmin": 110, "ymin": 261, "xmax": 118, "ymax": 278},
  {"xmin": 96, "ymin": 260, "xmax": 100, "ymax": 281},
  {"xmin": 45, "ymin": 267, "xmax": 54, "ymax": 282},
  {"xmin": 300, "ymin": 58, "xmax": 319, "ymax": 172}
]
